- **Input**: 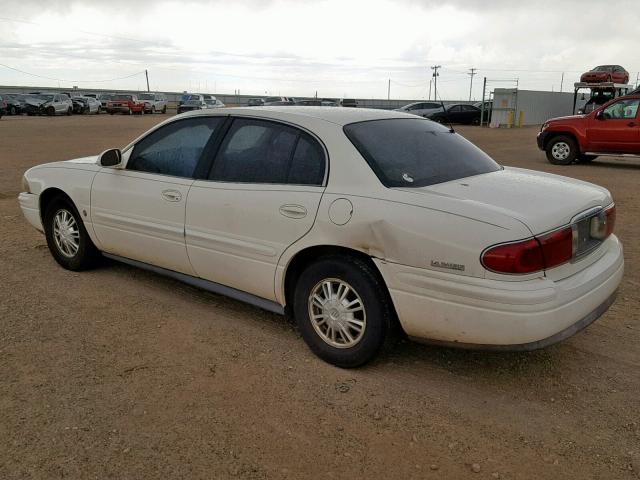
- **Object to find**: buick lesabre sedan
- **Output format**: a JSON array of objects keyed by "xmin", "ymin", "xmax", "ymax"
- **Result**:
[{"xmin": 18, "ymin": 107, "xmax": 623, "ymax": 367}]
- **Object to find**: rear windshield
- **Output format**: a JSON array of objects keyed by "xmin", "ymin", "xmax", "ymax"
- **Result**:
[{"xmin": 343, "ymin": 118, "xmax": 501, "ymax": 188}]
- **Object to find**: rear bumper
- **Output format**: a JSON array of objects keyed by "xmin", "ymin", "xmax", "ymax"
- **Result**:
[
  {"xmin": 18, "ymin": 192, "xmax": 43, "ymax": 232},
  {"xmin": 375, "ymin": 236, "xmax": 624, "ymax": 349}
]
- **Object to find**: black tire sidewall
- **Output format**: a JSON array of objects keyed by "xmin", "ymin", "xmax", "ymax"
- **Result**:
[
  {"xmin": 546, "ymin": 135, "xmax": 577, "ymax": 165},
  {"xmin": 43, "ymin": 198, "xmax": 99, "ymax": 271},
  {"xmin": 293, "ymin": 256, "xmax": 390, "ymax": 368}
]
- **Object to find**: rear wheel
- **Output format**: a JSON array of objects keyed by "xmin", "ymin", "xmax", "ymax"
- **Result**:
[
  {"xmin": 43, "ymin": 196, "xmax": 101, "ymax": 271},
  {"xmin": 67, "ymin": 107, "xmax": 72, "ymax": 116},
  {"xmin": 46, "ymin": 106, "xmax": 55, "ymax": 116},
  {"xmin": 546, "ymin": 135, "xmax": 578, "ymax": 165},
  {"xmin": 293, "ymin": 255, "xmax": 391, "ymax": 368},
  {"xmin": 162, "ymin": 105, "xmax": 167, "ymax": 114},
  {"xmin": 151, "ymin": 105, "xmax": 156, "ymax": 114}
]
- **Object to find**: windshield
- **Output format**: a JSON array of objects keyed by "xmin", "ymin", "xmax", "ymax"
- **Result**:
[
  {"xmin": 113, "ymin": 95, "xmax": 133, "ymax": 101},
  {"xmin": 138, "ymin": 94, "xmax": 154, "ymax": 100},
  {"xmin": 343, "ymin": 118, "xmax": 501, "ymax": 188},
  {"xmin": 594, "ymin": 66, "xmax": 613, "ymax": 72},
  {"xmin": 185, "ymin": 100, "xmax": 201, "ymax": 105},
  {"xmin": 265, "ymin": 97, "xmax": 281, "ymax": 102},
  {"xmin": 98, "ymin": 94, "xmax": 112, "ymax": 100}
]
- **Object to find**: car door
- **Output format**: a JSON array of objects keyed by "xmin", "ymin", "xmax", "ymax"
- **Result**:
[
  {"xmin": 91, "ymin": 116, "xmax": 226, "ymax": 274},
  {"xmin": 185, "ymin": 117, "xmax": 327, "ymax": 301},
  {"xmin": 447, "ymin": 105, "xmax": 463, "ymax": 123},
  {"xmin": 587, "ymin": 98, "xmax": 640, "ymax": 153}
]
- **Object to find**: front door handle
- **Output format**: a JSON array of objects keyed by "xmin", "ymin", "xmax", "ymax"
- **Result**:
[
  {"xmin": 627, "ymin": 122, "xmax": 636, "ymax": 127},
  {"xmin": 161, "ymin": 189, "xmax": 182, "ymax": 202},
  {"xmin": 279, "ymin": 204, "xmax": 307, "ymax": 219}
]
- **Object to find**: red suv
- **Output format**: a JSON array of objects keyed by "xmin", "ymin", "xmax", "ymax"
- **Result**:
[
  {"xmin": 106, "ymin": 94, "xmax": 145, "ymax": 115},
  {"xmin": 537, "ymin": 95, "xmax": 640, "ymax": 165},
  {"xmin": 580, "ymin": 65, "xmax": 629, "ymax": 84}
]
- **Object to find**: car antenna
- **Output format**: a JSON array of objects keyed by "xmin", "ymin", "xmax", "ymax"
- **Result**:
[{"xmin": 436, "ymin": 90, "xmax": 455, "ymax": 133}]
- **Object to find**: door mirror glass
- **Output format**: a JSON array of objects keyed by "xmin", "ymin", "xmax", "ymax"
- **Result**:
[
  {"xmin": 98, "ymin": 148, "xmax": 122, "ymax": 167},
  {"xmin": 595, "ymin": 110, "xmax": 605, "ymax": 120}
]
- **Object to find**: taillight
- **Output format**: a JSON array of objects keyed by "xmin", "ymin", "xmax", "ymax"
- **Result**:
[
  {"xmin": 482, "ymin": 226, "xmax": 573, "ymax": 274},
  {"xmin": 482, "ymin": 204, "xmax": 616, "ymax": 275},
  {"xmin": 604, "ymin": 204, "xmax": 616, "ymax": 237},
  {"xmin": 537, "ymin": 226, "xmax": 573, "ymax": 269},
  {"xmin": 481, "ymin": 238, "xmax": 545, "ymax": 274}
]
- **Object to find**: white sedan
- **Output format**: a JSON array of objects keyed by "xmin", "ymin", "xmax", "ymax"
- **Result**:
[{"xmin": 18, "ymin": 107, "xmax": 623, "ymax": 367}]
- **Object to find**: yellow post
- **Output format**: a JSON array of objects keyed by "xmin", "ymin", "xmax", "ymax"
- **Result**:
[
  {"xmin": 518, "ymin": 111, "xmax": 524, "ymax": 128},
  {"xmin": 507, "ymin": 110, "xmax": 513, "ymax": 128}
]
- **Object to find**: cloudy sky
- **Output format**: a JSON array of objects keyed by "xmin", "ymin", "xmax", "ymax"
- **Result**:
[{"xmin": 1, "ymin": 0, "xmax": 639, "ymax": 100}]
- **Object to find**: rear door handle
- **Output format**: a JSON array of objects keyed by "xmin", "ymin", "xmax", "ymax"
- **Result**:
[
  {"xmin": 161, "ymin": 189, "xmax": 182, "ymax": 202},
  {"xmin": 279, "ymin": 204, "xmax": 307, "ymax": 219},
  {"xmin": 628, "ymin": 122, "xmax": 637, "ymax": 127}
]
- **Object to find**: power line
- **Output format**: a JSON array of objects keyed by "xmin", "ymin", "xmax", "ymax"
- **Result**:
[{"xmin": 0, "ymin": 62, "xmax": 145, "ymax": 83}]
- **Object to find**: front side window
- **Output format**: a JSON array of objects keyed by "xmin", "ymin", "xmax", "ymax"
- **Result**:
[
  {"xmin": 128, "ymin": 117, "xmax": 224, "ymax": 177},
  {"xmin": 602, "ymin": 99, "xmax": 640, "ymax": 119},
  {"xmin": 209, "ymin": 118, "xmax": 326, "ymax": 185},
  {"xmin": 344, "ymin": 118, "xmax": 500, "ymax": 188}
]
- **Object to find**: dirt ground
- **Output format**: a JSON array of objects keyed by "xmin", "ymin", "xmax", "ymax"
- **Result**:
[{"xmin": 1, "ymin": 113, "xmax": 639, "ymax": 480}]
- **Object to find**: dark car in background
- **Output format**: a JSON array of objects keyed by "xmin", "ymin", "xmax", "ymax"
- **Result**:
[
  {"xmin": 3, "ymin": 94, "xmax": 26, "ymax": 115},
  {"xmin": 263, "ymin": 96, "xmax": 295, "ymax": 106},
  {"xmin": 0, "ymin": 95, "xmax": 6, "ymax": 118},
  {"xmin": 177, "ymin": 99, "xmax": 208, "ymax": 113},
  {"xmin": 341, "ymin": 98, "xmax": 358, "ymax": 107},
  {"xmin": 247, "ymin": 98, "xmax": 265, "ymax": 106},
  {"xmin": 428, "ymin": 103, "xmax": 481, "ymax": 125},
  {"xmin": 580, "ymin": 65, "xmax": 629, "ymax": 84}
]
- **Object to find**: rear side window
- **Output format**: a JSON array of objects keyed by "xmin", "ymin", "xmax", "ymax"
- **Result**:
[
  {"xmin": 343, "ymin": 118, "xmax": 500, "ymax": 188},
  {"xmin": 210, "ymin": 118, "xmax": 326, "ymax": 185},
  {"xmin": 128, "ymin": 117, "xmax": 224, "ymax": 178}
]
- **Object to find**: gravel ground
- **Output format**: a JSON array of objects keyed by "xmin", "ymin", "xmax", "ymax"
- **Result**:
[{"xmin": 1, "ymin": 113, "xmax": 639, "ymax": 479}]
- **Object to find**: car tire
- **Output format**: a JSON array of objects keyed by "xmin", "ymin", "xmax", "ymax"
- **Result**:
[
  {"xmin": 67, "ymin": 108, "xmax": 72, "ymax": 116},
  {"xmin": 43, "ymin": 196, "xmax": 101, "ymax": 271},
  {"xmin": 546, "ymin": 135, "xmax": 578, "ymax": 165},
  {"xmin": 162, "ymin": 106, "xmax": 167, "ymax": 114},
  {"xmin": 577, "ymin": 154, "xmax": 597, "ymax": 163},
  {"xmin": 9, "ymin": 106, "xmax": 16, "ymax": 115},
  {"xmin": 472, "ymin": 117, "xmax": 480, "ymax": 125},
  {"xmin": 46, "ymin": 106, "xmax": 55, "ymax": 116},
  {"xmin": 151, "ymin": 106, "xmax": 156, "ymax": 114},
  {"xmin": 293, "ymin": 255, "xmax": 391, "ymax": 368},
  {"xmin": 128, "ymin": 108, "xmax": 133, "ymax": 115}
]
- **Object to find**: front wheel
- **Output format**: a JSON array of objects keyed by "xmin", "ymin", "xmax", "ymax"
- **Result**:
[
  {"xmin": 43, "ymin": 196, "xmax": 101, "ymax": 271},
  {"xmin": 546, "ymin": 135, "xmax": 578, "ymax": 165},
  {"xmin": 293, "ymin": 255, "xmax": 391, "ymax": 368},
  {"xmin": 162, "ymin": 105, "xmax": 167, "ymax": 114}
]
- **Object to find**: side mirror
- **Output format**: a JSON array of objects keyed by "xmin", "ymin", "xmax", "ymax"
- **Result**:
[
  {"xmin": 98, "ymin": 148, "xmax": 122, "ymax": 167},
  {"xmin": 595, "ymin": 110, "xmax": 605, "ymax": 120}
]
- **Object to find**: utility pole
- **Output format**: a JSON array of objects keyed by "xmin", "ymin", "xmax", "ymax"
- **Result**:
[
  {"xmin": 468, "ymin": 67, "xmax": 477, "ymax": 101},
  {"xmin": 387, "ymin": 79, "xmax": 391, "ymax": 100},
  {"xmin": 480, "ymin": 77, "xmax": 487, "ymax": 127},
  {"xmin": 428, "ymin": 79, "xmax": 432, "ymax": 100},
  {"xmin": 431, "ymin": 65, "xmax": 441, "ymax": 100},
  {"xmin": 560, "ymin": 72, "xmax": 564, "ymax": 92},
  {"xmin": 145, "ymin": 69, "xmax": 150, "ymax": 92},
  {"xmin": 636, "ymin": 72, "xmax": 639, "ymax": 88}
]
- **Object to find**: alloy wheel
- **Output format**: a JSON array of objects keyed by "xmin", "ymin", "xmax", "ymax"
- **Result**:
[
  {"xmin": 551, "ymin": 141, "xmax": 571, "ymax": 161},
  {"xmin": 308, "ymin": 278, "xmax": 366, "ymax": 348},
  {"xmin": 52, "ymin": 209, "xmax": 80, "ymax": 258}
]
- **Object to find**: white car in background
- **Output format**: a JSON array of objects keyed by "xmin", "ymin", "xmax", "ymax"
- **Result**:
[
  {"xmin": 138, "ymin": 92, "xmax": 168, "ymax": 114},
  {"xmin": 18, "ymin": 107, "xmax": 623, "ymax": 367},
  {"xmin": 395, "ymin": 101, "xmax": 444, "ymax": 117}
]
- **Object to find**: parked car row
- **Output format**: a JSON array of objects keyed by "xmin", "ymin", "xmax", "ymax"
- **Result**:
[
  {"xmin": 0, "ymin": 91, "xmax": 169, "ymax": 117},
  {"xmin": 245, "ymin": 97, "xmax": 353, "ymax": 107}
]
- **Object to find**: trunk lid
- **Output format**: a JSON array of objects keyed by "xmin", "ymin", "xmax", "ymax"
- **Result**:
[{"xmin": 408, "ymin": 167, "xmax": 612, "ymax": 235}]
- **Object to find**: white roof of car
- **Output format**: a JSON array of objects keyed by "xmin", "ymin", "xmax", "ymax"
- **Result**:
[{"xmin": 184, "ymin": 106, "xmax": 413, "ymax": 126}]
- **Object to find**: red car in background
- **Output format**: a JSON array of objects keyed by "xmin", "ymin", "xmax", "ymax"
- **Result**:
[
  {"xmin": 537, "ymin": 94, "xmax": 640, "ymax": 164},
  {"xmin": 580, "ymin": 65, "xmax": 629, "ymax": 84},
  {"xmin": 106, "ymin": 94, "xmax": 145, "ymax": 115}
]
